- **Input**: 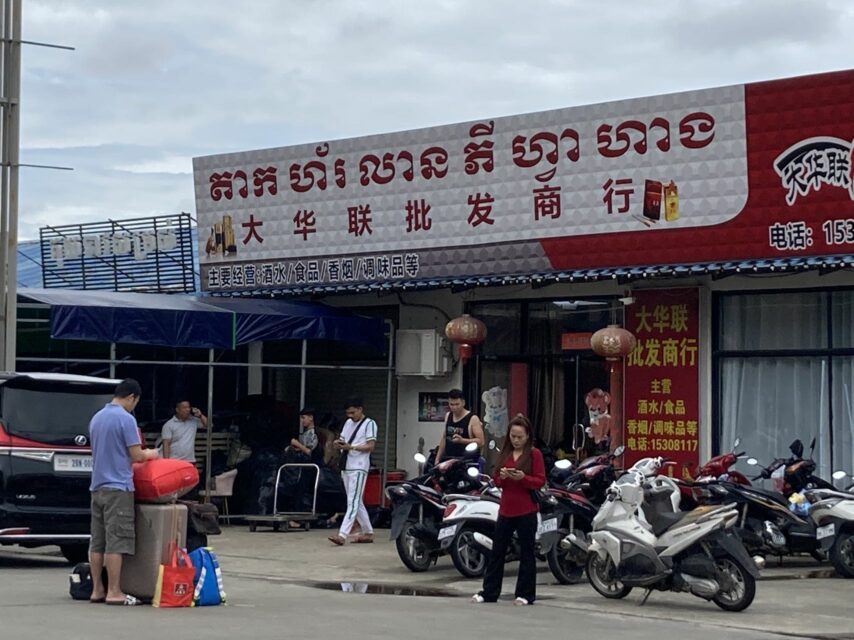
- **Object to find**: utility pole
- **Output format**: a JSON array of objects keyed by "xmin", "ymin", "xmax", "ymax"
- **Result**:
[{"xmin": 0, "ymin": 0, "xmax": 20, "ymax": 372}]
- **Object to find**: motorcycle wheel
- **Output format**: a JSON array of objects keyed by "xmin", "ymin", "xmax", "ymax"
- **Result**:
[
  {"xmin": 712, "ymin": 556, "xmax": 756, "ymax": 612},
  {"xmin": 547, "ymin": 543, "xmax": 585, "ymax": 585},
  {"xmin": 830, "ymin": 532, "xmax": 854, "ymax": 578},
  {"xmin": 586, "ymin": 553, "xmax": 632, "ymax": 599},
  {"xmin": 450, "ymin": 527, "xmax": 488, "ymax": 578},
  {"xmin": 395, "ymin": 520, "xmax": 434, "ymax": 573}
]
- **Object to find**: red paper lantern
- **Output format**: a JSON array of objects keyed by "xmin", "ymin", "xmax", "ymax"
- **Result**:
[
  {"xmin": 590, "ymin": 324, "xmax": 636, "ymax": 360},
  {"xmin": 445, "ymin": 314, "xmax": 487, "ymax": 365}
]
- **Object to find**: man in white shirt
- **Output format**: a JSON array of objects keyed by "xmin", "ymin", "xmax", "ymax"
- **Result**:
[
  {"xmin": 329, "ymin": 397, "xmax": 377, "ymax": 545},
  {"xmin": 161, "ymin": 399, "xmax": 208, "ymax": 462}
]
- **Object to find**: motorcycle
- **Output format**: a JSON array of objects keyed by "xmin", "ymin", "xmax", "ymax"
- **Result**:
[
  {"xmin": 802, "ymin": 470, "xmax": 854, "ymax": 577},
  {"xmin": 587, "ymin": 456, "xmax": 760, "ymax": 612},
  {"xmin": 682, "ymin": 438, "xmax": 829, "ymax": 560},
  {"xmin": 387, "ymin": 443, "xmax": 483, "ymax": 572},
  {"xmin": 549, "ymin": 446, "xmax": 625, "ymax": 584},
  {"xmin": 437, "ymin": 472, "xmax": 564, "ymax": 579}
]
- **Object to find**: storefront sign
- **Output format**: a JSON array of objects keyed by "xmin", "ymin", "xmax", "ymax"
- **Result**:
[
  {"xmin": 39, "ymin": 214, "xmax": 196, "ymax": 292},
  {"xmin": 623, "ymin": 288, "xmax": 700, "ymax": 479},
  {"xmin": 561, "ymin": 332, "xmax": 593, "ymax": 351},
  {"xmin": 193, "ymin": 69, "xmax": 854, "ymax": 292}
]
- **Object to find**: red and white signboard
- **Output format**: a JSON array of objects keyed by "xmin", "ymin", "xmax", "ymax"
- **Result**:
[
  {"xmin": 193, "ymin": 69, "xmax": 854, "ymax": 291},
  {"xmin": 624, "ymin": 288, "xmax": 700, "ymax": 480}
]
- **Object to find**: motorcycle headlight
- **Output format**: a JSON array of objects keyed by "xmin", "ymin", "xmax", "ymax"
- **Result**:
[{"xmin": 544, "ymin": 494, "xmax": 558, "ymax": 506}]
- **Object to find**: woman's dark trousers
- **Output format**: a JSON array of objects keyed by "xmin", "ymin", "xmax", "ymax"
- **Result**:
[{"xmin": 480, "ymin": 512, "xmax": 538, "ymax": 603}]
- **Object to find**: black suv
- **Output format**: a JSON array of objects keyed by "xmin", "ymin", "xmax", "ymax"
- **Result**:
[{"xmin": 0, "ymin": 372, "xmax": 116, "ymax": 564}]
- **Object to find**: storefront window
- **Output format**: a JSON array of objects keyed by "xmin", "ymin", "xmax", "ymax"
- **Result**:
[
  {"xmin": 716, "ymin": 289, "xmax": 854, "ymax": 478},
  {"xmin": 469, "ymin": 302, "xmax": 521, "ymax": 356},
  {"xmin": 831, "ymin": 290, "xmax": 854, "ymax": 348},
  {"xmin": 719, "ymin": 292, "xmax": 826, "ymax": 351},
  {"xmin": 526, "ymin": 301, "xmax": 610, "ymax": 355},
  {"xmin": 719, "ymin": 356, "xmax": 830, "ymax": 478}
]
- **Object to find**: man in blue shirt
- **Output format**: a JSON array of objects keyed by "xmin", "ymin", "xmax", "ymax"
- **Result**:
[{"xmin": 88, "ymin": 379, "xmax": 158, "ymax": 606}]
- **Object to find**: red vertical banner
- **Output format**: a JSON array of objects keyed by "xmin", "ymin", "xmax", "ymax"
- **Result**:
[{"xmin": 623, "ymin": 288, "xmax": 700, "ymax": 479}]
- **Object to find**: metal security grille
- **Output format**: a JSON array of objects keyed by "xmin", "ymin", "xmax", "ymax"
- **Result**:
[{"xmin": 39, "ymin": 213, "xmax": 196, "ymax": 292}]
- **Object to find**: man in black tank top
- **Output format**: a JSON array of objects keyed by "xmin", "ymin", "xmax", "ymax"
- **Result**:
[{"xmin": 436, "ymin": 388, "xmax": 485, "ymax": 463}]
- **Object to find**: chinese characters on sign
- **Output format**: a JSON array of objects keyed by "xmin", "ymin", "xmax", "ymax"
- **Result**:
[
  {"xmin": 194, "ymin": 85, "xmax": 748, "ymax": 291},
  {"xmin": 624, "ymin": 288, "xmax": 700, "ymax": 479},
  {"xmin": 204, "ymin": 253, "xmax": 421, "ymax": 290}
]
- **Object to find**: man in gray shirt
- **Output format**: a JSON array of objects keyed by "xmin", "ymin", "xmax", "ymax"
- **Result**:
[{"xmin": 161, "ymin": 399, "xmax": 208, "ymax": 462}]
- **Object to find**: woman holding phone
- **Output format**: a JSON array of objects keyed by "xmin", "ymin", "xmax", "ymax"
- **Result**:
[{"xmin": 472, "ymin": 414, "xmax": 545, "ymax": 606}]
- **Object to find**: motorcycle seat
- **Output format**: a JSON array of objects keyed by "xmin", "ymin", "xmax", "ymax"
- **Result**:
[{"xmin": 649, "ymin": 510, "xmax": 689, "ymax": 537}]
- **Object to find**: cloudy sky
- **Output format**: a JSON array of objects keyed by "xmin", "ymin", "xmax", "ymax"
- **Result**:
[{"xmin": 17, "ymin": 0, "xmax": 854, "ymax": 240}]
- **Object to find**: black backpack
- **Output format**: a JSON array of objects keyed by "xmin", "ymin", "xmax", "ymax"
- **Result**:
[{"xmin": 69, "ymin": 562, "xmax": 108, "ymax": 601}]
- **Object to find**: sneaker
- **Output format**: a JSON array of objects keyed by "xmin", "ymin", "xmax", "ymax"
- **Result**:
[
  {"xmin": 471, "ymin": 593, "xmax": 485, "ymax": 604},
  {"xmin": 513, "ymin": 597, "xmax": 530, "ymax": 606}
]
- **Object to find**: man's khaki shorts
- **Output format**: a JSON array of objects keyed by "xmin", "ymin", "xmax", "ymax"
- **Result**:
[{"xmin": 89, "ymin": 489, "xmax": 135, "ymax": 555}]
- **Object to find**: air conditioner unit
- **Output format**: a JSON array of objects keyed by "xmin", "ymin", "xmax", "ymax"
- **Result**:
[{"xmin": 395, "ymin": 330, "xmax": 451, "ymax": 377}]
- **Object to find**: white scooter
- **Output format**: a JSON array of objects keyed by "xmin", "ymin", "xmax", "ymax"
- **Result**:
[
  {"xmin": 437, "ymin": 466, "xmax": 562, "ymax": 579},
  {"xmin": 804, "ymin": 470, "xmax": 854, "ymax": 578},
  {"xmin": 587, "ymin": 457, "xmax": 760, "ymax": 612}
]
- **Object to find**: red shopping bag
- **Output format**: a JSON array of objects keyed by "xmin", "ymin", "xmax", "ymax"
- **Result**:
[{"xmin": 152, "ymin": 548, "xmax": 195, "ymax": 608}]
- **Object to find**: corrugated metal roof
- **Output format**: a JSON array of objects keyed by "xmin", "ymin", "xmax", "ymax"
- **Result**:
[
  {"xmin": 17, "ymin": 234, "xmax": 854, "ymax": 296},
  {"xmin": 213, "ymin": 254, "xmax": 854, "ymax": 297}
]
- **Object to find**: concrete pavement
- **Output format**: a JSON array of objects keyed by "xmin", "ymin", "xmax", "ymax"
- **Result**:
[
  {"xmin": 1, "ymin": 526, "xmax": 853, "ymax": 639},
  {"xmin": 210, "ymin": 525, "xmax": 852, "ymax": 638}
]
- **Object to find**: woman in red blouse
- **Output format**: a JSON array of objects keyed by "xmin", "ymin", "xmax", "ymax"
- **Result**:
[{"xmin": 472, "ymin": 414, "xmax": 545, "ymax": 606}]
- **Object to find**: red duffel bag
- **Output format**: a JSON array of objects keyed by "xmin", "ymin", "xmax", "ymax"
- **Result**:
[{"xmin": 133, "ymin": 459, "xmax": 199, "ymax": 503}]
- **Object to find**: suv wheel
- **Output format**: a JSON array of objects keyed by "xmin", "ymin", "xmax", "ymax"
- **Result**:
[{"xmin": 60, "ymin": 544, "xmax": 89, "ymax": 565}]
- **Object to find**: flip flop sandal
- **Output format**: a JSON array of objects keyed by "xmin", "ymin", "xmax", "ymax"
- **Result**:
[
  {"xmin": 353, "ymin": 535, "xmax": 374, "ymax": 544},
  {"xmin": 106, "ymin": 595, "xmax": 142, "ymax": 606},
  {"xmin": 89, "ymin": 597, "xmax": 106, "ymax": 604},
  {"xmin": 328, "ymin": 536, "xmax": 345, "ymax": 546}
]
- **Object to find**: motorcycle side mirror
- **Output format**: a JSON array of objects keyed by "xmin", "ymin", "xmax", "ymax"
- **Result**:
[
  {"xmin": 488, "ymin": 440, "xmax": 500, "ymax": 452},
  {"xmin": 554, "ymin": 459, "xmax": 572, "ymax": 470},
  {"xmin": 746, "ymin": 458, "xmax": 759, "ymax": 466},
  {"xmin": 832, "ymin": 470, "xmax": 848, "ymax": 480},
  {"xmin": 789, "ymin": 439, "xmax": 804, "ymax": 458},
  {"xmin": 613, "ymin": 445, "xmax": 626, "ymax": 457},
  {"xmin": 732, "ymin": 437, "xmax": 741, "ymax": 450},
  {"xmin": 809, "ymin": 437, "xmax": 816, "ymax": 456},
  {"xmin": 466, "ymin": 466, "xmax": 480, "ymax": 478},
  {"xmin": 413, "ymin": 453, "xmax": 427, "ymax": 464},
  {"xmin": 465, "ymin": 442, "xmax": 479, "ymax": 453}
]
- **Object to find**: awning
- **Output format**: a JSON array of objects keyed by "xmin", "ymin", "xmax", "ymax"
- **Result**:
[{"xmin": 18, "ymin": 288, "xmax": 386, "ymax": 351}]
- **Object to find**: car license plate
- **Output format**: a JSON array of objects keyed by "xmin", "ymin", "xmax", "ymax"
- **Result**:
[
  {"xmin": 437, "ymin": 524, "xmax": 457, "ymax": 541},
  {"xmin": 53, "ymin": 454, "xmax": 92, "ymax": 474},
  {"xmin": 816, "ymin": 523, "xmax": 835, "ymax": 540},
  {"xmin": 537, "ymin": 517, "xmax": 558, "ymax": 537}
]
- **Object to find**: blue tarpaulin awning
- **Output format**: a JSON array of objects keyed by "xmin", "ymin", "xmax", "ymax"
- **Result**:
[{"xmin": 18, "ymin": 288, "xmax": 386, "ymax": 351}]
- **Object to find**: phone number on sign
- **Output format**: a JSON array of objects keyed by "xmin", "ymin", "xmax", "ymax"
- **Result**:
[{"xmin": 648, "ymin": 438, "xmax": 698, "ymax": 452}]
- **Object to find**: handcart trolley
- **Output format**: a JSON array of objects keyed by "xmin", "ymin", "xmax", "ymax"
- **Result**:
[{"xmin": 246, "ymin": 463, "xmax": 320, "ymax": 532}]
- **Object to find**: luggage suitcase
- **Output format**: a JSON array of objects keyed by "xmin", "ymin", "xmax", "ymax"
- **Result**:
[
  {"xmin": 121, "ymin": 503, "xmax": 188, "ymax": 600},
  {"xmin": 133, "ymin": 459, "xmax": 199, "ymax": 503}
]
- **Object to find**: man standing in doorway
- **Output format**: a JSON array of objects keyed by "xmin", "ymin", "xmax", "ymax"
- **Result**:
[
  {"xmin": 89, "ymin": 378, "xmax": 158, "ymax": 606},
  {"xmin": 435, "ymin": 388, "xmax": 485, "ymax": 463},
  {"xmin": 161, "ymin": 399, "xmax": 208, "ymax": 462},
  {"xmin": 329, "ymin": 397, "xmax": 377, "ymax": 546}
]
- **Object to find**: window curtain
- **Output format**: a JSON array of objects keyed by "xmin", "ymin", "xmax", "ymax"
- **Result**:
[
  {"xmin": 831, "ymin": 358, "xmax": 854, "ymax": 477},
  {"xmin": 719, "ymin": 357, "xmax": 830, "ymax": 480},
  {"xmin": 527, "ymin": 315, "xmax": 564, "ymax": 447}
]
